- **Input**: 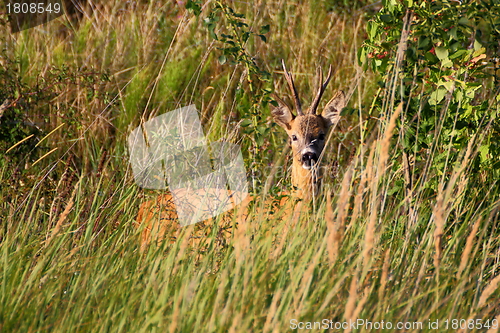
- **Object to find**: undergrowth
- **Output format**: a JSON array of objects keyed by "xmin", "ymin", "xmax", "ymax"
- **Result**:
[{"xmin": 0, "ymin": 0, "xmax": 499, "ymax": 332}]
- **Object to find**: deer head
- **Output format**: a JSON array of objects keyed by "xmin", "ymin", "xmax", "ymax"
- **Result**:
[{"xmin": 272, "ymin": 60, "xmax": 346, "ymax": 199}]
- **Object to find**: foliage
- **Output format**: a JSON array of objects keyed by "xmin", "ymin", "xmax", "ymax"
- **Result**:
[
  {"xmin": 0, "ymin": 56, "xmax": 43, "ymax": 159},
  {"xmin": 0, "ymin": 56, "xmax": 110, "ymax": 166},
  {"xmin": 189, "ymin": 0, "xmax": 274, "ymax": 191},
  {"xmin": 360, "ymin": 0, "xmax": 500, "ymax": 192}
]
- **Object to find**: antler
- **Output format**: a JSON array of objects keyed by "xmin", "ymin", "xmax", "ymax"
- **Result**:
[
  {"xmin": 308, "ymin": 64, "xmax": 333, "ymax": 115},
  {"xmin": 281, "ymin": 59, "xmax": 303, "ymax": 116}
]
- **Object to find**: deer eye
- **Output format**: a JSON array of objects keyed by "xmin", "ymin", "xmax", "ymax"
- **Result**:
[
  {"xmin": 318, "ymin": 134, "xmax": 326, "ymax": 140},
  {"xmin": 291, "ymin": 135, "xmax": 298, "ymax": 141}
]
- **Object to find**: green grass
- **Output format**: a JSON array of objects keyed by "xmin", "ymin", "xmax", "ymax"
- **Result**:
[{"xmin": 1, "ymin": 0, "xmax": 499, "ymax": 332}]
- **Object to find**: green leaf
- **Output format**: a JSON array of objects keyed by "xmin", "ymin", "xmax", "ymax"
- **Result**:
[
  {"xmin": 380, "ymin": 42, "xmax": 392, "ymax": 50},
  {"xmin": 418, "ymin": 37, "xmax": 430, "ymax": 49},
  {"xmin": 439, "ymin": 80, "xmax": 454, "ymax": 92},
  {"xmin": 256, "ymin": 134, "xmax": 264, "ymax": 146},
  {"xmin": 479, "ymin": 144, "xmax": 490, "ymax": 164},
  {"xmin": 240, "ymin": 119, "xmax": 252, "ymax": 127},
  {"xmin": 473, "ymin": 40, "xmax": 482, "ymax": 51},
  {"xmin": 449, "ymin": 49, "xmax": 467, "ymax": 60},
  {"xmin": 428, "ymin": 87, "xmax": 447, "ymax": 106},
  {"xmin": 449, "ymin": 26, "xmax": 458, "ymax": 40},
  {"xmin": 465, "ymin": 84, "xmax": 482, "ymax": 99},
  {"xmin": 257, "ymin": 126, "xmax": 267, "ymax": 135},
  {"xmin": 380, "ymin": 15, "xmax": 392, "ymax": 23},
  {"xmin": 242, "ymin": 31, "xmax": 250, "ymax": 43},
  {"xmin": 185, "ymin": 0, "xmax": 201, "ymax": 16},
  {"xmin": 435, "ymin": 47, "xmax": 449, "ymax": 61},
  {"xmin": 458, "ymin": 17, "xmax": 470, "ymax": 26},
  {"xmin": 218, "ymin": 55, "xmax": 227, "ymax": 65},
  {"xmin": 367, "ymin": 20, "xmax": 378, "ymax": 40},
  {"xmin": 358, "ymin": 47, "xmax": 367, "ymax": 65},
  {"xmin": 472, "ymin": 47, "xmax": 486, "ymax": 58},
  {"xmin": 441, "ymin": 58, "xmax": 453, "ymax": 68},
  {"xmin": 259, "ymin": 24, "xmax": 270, "ymax": 34},
  {"xmin": 455, "ymin": 89, "xmax": 463, "ymax": 103},
  {"xmin": 387, "ymin": 180, "xmax": 403, "ymax": 195}
]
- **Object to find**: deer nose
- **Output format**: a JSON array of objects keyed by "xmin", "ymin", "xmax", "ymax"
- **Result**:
[{"xmin": 302, "ymin": 152, "xmax": 318, "ymax": 164}]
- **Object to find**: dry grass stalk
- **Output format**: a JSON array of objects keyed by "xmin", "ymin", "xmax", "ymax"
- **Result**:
[
  {"xmin": 457, "ymin": 274, "xmax": 500, "ymax": 333},
  {"xmin": 325, "ymin": 191, "xmax": 337, "ymax": 264},
  {"xmin": 168, "ymin": 282, "xmax": 183, "ymax": 333},
  {"xmin": 294, "ymin": 242, "xmax": 325, "ymax": 314},
  {"xmin": 477, "ymin": 273, "xmax": 500, "ymax": 309},
  {"xmin": 433, "ymin": 185, "xmax": 445, "ymax": 270},
  {"xmin": 336, "ymin": 167, "xmax": 354, "ymax": 241},
  {"xmin": 363, "ymin": 211, "xmax": 377, "ymax": 269},
  {"xmin": 171, "ymin": 225, "xmax": 196, "ymax": 275},
  {"xmin": 364, "ymin": 141, "xmax": 376, "ymax": 192},
  {"xmin": 378, "ymin": 103, "xmax": 403, "ymax": 172},
  {"xmin": 352, "ymin": 285, "xmax": 370, "ymax": 322},
  {"xmin": 44, "ymin": 180, "xmax": 79, "ymax": 247},
  {"xmin": 263, "ymin": 290, "xmax": 282, "ymax": 333},
  {"xmin": 402, "ymin": 151, "xmax": 416, "ymax": 224},
  {"xmin": 378, "ymin": 249, "xmax": 390, "ymax": 301},
  {"xmin": 435, "ymin": 138, "xmax": 475, "ymax": 271},
  {"xmin": 457, "ymin": 217, "xmax": 481, "ymax": 278},
  {"xmin": 344, "ymin": 274, "xmax": 358, "ymax": 330},
  {"xmin": 32, "ymin": 147, "xmax": 58, "ymax": 167},
  {"xmin": 363, "ymin": 104, "xmax": 402, "ymax": 268},
  {"xmin": 271, "ymin": 200, "xmax": 303, "ymax": 259},
  {"xmin": 5, "ymin": 133, "xmax": 34, "ymax": 154},
  {"xmin": 444, "ymin": 134, "xmax": 474, "ymax": 202},
  {"xmin": 415, "ymin": 249, "xmax": 429, "ymax": 290},
  {"xmin": 229, "ymin": 312, "xmax": 244, "ymax": 333},
  {"xmin": 351, "ymin": 146, "xmax": 375, "ymax": 223}
]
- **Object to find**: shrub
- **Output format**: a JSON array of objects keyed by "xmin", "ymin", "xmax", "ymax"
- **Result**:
[{"xmin": 360, "ymin": 0, "xmax": 500, "ymax": 193}]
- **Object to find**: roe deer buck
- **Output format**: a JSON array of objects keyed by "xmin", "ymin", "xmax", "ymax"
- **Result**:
[
  {"xmin": 135, "ymin": 60, "xmax": 346, "ymax": 251},
  {"xmin": 272, "ymin": 60, "xmax": 345, "ymax": 200}
]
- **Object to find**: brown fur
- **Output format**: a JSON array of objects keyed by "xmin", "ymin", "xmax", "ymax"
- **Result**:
[{"xmin": 135, "ymin": 190, "xmax": 294, "ymax": 251}]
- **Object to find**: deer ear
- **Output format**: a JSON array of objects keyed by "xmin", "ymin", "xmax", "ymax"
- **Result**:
[
  {"xmin": 271, "ymin": 95, "xmax": 295, "ymax": 130},
  {"xmin": 322, "ymin": 91, "xmax": 345, "ymax": 128}
]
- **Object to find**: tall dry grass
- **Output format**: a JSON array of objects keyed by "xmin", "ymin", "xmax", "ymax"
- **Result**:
[{"xmin": 0, "ymin": 0, "xmax": 499, "ymax": 332}]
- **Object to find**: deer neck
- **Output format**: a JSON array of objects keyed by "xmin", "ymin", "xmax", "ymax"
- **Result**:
[{"xmin": 291, "ymin": 159, "xmax": 321, "ymax": 200}]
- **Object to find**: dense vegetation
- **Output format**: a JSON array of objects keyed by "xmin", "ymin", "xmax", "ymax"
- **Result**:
[{"xmin": 1, "ymin": 0, "xmax": 499, "ymax": 331}]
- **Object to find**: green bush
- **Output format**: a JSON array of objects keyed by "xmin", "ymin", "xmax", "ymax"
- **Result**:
[
  {"xmin": 0, "ymin": 56, "xmax": 43, "ymax": 159},
  {"xmin": 0, "ymin": 52, "xmax": 110, "ymax": 171},
  {"xmin": 360, "ymin": 0, "xmax": 500, "ymax": 193}
]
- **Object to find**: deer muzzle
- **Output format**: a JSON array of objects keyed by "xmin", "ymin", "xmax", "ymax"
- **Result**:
[{"xmin": 301, "ymin": 150, "xmax": 318, "ymax": 170}]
